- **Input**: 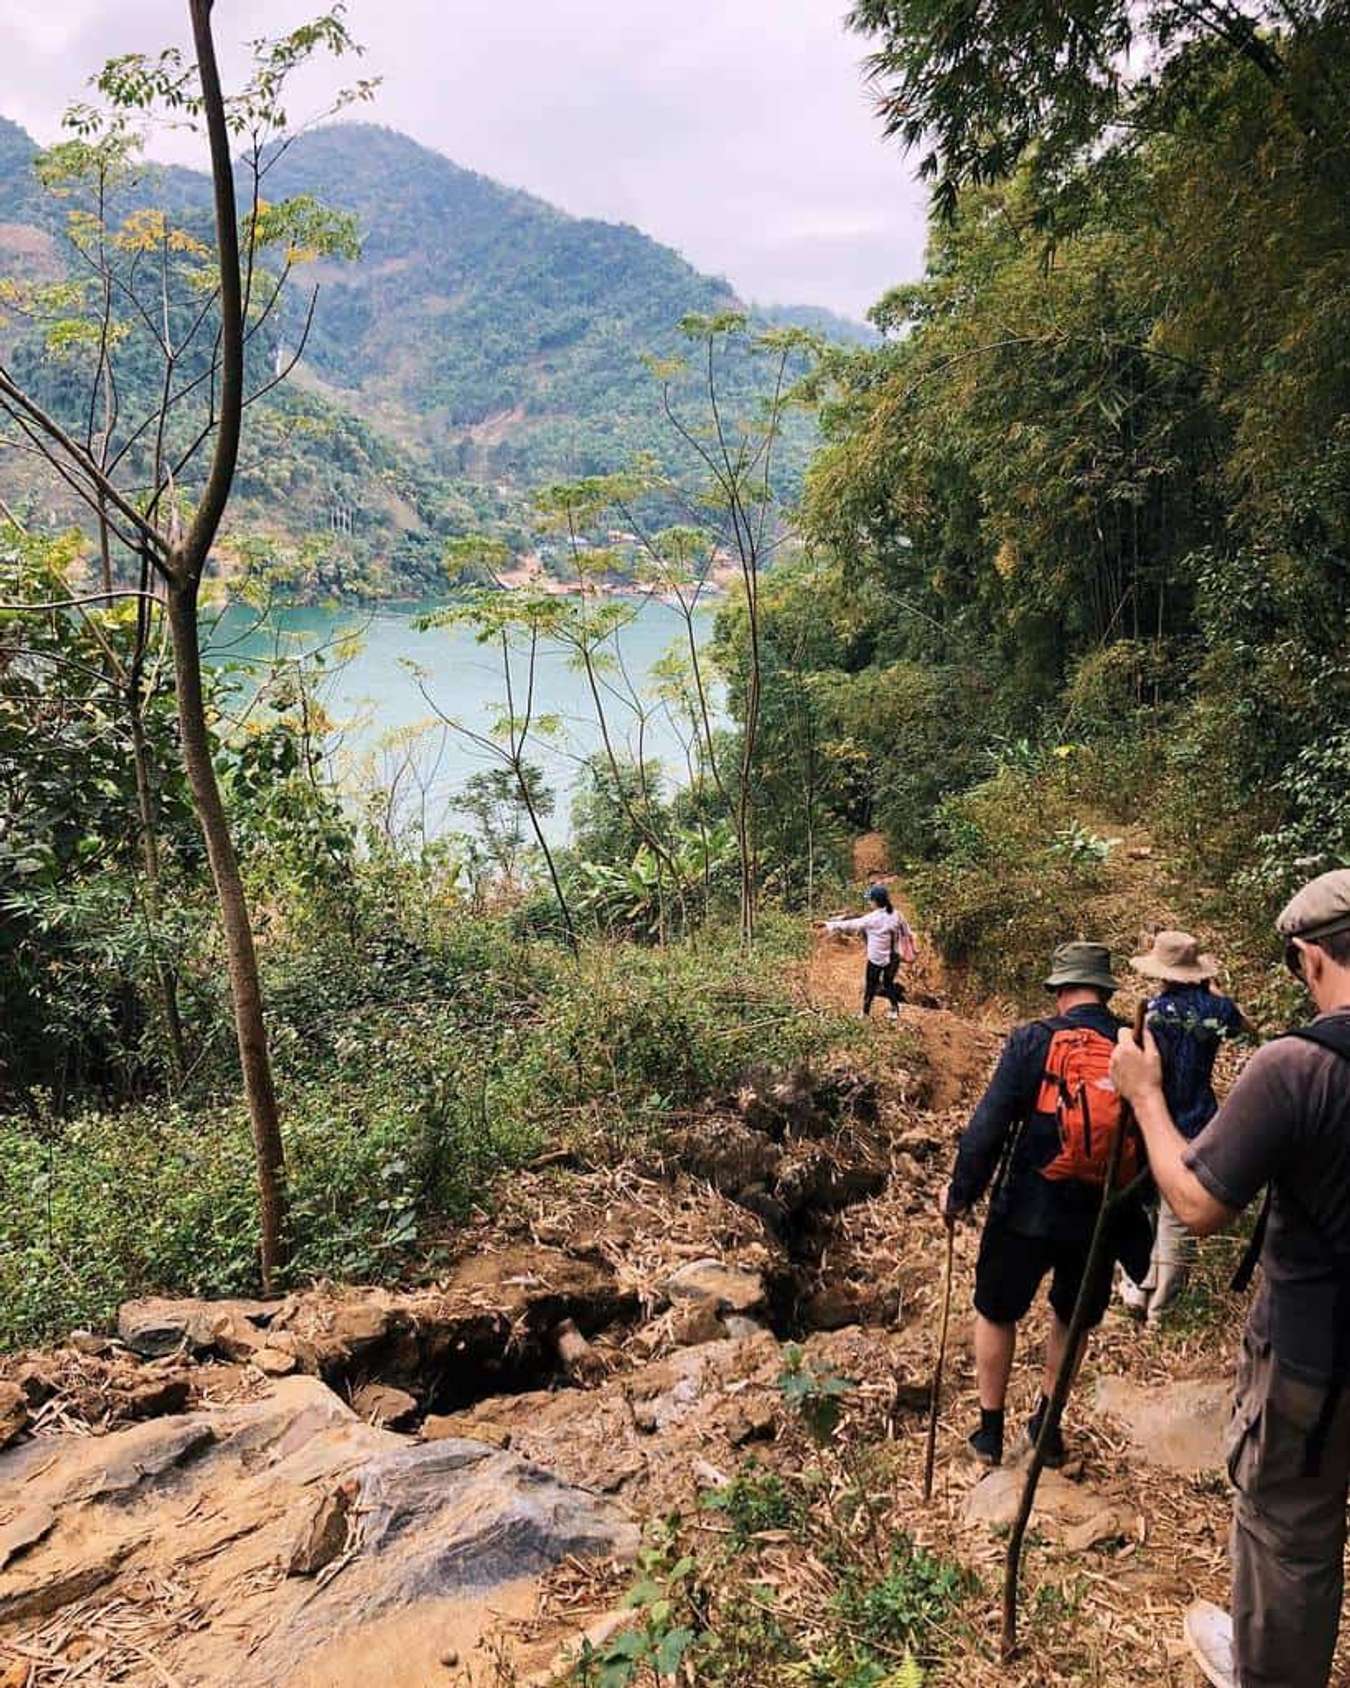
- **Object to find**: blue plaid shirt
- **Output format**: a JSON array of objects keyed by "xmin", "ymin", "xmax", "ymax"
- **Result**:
[{"xmin": 1147, "ymin": 985, "xmax": 1245, "ymax": 1139}]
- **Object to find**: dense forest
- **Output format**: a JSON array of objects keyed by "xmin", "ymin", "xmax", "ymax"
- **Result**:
[{"xmin": 0, "ymin": 0, "xmax": 1347, "ymax": 1680}]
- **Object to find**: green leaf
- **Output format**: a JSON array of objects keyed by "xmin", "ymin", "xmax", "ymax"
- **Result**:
[
  {"xmin": 653, "ymin": 1626, "xmax": 696, "ymax": 1676},
  {"xmin": 622, "ymin": 1580, "xmax": 663, "ymax": 1609}
]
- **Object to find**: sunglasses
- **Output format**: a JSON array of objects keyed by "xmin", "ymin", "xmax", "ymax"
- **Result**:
[{"xmin": 1285, "ymin": 938, "xmax": 1307, "ymax": 980}]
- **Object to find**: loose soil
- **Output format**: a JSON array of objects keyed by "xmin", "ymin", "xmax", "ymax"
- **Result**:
[{"xmin": 0, "ymin": 875, "xmax": 1278, "ymax": 1687}]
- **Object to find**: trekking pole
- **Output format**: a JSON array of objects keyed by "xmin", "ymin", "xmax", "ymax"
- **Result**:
[
  {"xmin": 1000, "ymin": 1000, "xmax": 1148, "ymax": 1664},
  {"xmin": 922, "ymin": 1217, "xmax": 956, "ymax": 1503}
]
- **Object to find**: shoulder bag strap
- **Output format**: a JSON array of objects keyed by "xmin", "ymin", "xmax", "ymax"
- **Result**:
[{"xmin": 1230, "ymin": 1023, "xmax": 1350, "ymax": 1293}]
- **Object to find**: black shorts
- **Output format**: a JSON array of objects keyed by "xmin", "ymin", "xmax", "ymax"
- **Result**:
[{"xmin": 973, "ymin": 1219, "xmax": 1113, "ymax": 1328}]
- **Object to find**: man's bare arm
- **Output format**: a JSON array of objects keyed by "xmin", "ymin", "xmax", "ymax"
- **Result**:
[{"xmin": 1112, "ymin": 1029, "xmax": 1236, "ymax": 1237}]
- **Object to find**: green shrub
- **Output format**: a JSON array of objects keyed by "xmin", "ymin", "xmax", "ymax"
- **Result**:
[
  {"xmin": 0, "ymin": 914, "xmax": 846, "ymax": 1348},
  {"xmin": 702, "ymin": 1464, "xmax": 804, "ymax": 1546},
  {"xmin": 910, "ymin": 770, "xmax": 1113, "ymax": 1004},
  {"xmin": 831, "ymin": 1536, "xmax": 976, "ymax": 1661}
]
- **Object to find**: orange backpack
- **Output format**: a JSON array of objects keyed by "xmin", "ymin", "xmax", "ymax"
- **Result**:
[{"xmin": 1035, "ymin": 1024, "xmax": 1142, "ymax": 1187}]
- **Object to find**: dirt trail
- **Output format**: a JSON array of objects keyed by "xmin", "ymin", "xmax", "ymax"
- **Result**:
[
  {"xmin": 0, "ymin": 875, "xmax": 1256, "ymax": 1687},
  {"xmin": 811, "ymin": 839, "xmax": 1005, "ymax": 1112}
]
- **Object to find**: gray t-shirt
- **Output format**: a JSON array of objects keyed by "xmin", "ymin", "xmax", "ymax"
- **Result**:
[{"xmin": 1186, "ymin": 1011, "xmax": 1350, "ymax": 1380}]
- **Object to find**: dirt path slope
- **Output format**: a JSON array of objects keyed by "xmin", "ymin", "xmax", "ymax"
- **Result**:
[{"xmin": 0, "ymin": 897, "xmax": 1258, "ymax": 1687}]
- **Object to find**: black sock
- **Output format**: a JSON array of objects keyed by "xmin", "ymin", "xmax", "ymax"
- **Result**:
[{"xmin": 980, "ymin": 1407, "xmax": 1005, "ymax": 1439}]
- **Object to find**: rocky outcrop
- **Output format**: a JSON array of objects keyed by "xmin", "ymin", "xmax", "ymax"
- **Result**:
[
  {"xmin": 117, "ymin": 1296, "xmax": 278, "ymax": 1359},
  {"xmin": 0, "ymin": 1376, "xmax": 636, "ymax": 1685}
]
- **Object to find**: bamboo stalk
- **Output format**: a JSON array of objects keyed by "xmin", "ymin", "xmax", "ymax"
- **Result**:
[{"xmin": 922, "ymin": 1220, "xmax": 956, "ymax": 1502}]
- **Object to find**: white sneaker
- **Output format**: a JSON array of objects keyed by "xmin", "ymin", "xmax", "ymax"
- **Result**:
[{"xmin": 1184, "ymin": 1601, "xmax": 1235, "ymax": 1688}]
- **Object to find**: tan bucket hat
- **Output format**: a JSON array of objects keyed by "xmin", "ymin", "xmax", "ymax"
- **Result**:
[{"xmin": 1130, "ymin": 929, "xmax": 1221, "ymax": 985}]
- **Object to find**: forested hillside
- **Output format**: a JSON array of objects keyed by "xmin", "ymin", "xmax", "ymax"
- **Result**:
[
  {"xmin": 709, "ymin": 7, "xmax": 1350, "ymax": 995},
  {"xmin": 0, "ymin": 115, "xmax": 863, "ymax": 597}
]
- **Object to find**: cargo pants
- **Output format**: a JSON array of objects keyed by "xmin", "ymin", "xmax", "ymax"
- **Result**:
[{"xmin": 1227, "ymin": 1330, "xmax": 1350, "ymax": 1687}]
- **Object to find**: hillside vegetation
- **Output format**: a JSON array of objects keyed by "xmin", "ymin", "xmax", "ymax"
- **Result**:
[
  {"xmin": 0, "ymin": 115, "xmax": 864, "ymax": 598},
  {"xmin": 0, "ymin": 1, "xmax": 1348, "ymax": 1677}
]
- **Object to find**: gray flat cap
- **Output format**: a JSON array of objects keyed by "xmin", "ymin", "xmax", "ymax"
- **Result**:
[{"xmin": 1277, "ymin": 869, "xmax": 1350, "ymax": 942}]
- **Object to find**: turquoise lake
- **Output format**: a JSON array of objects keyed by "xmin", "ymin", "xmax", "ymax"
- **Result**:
[{"xmin": 209, "ymin": 596, "xmax": 717, "ymax": 839}]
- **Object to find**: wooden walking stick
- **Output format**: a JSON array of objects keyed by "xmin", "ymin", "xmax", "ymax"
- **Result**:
[
  {"xmin": 1000, "ymin": 1000, "xmax": 1149, "ymax": 1664},
  {"xmin": 922, "ymin": 1217, "xmax": 956, "ymax": 1502}
]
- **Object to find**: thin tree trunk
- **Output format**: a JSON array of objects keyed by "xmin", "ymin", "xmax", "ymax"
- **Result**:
[
  {"xmin": 128, "ymin": 698, "xmax": 187, "ymax": 1085},
  {"xmin": 167, "ymin": 578, "xmax": 286, "ymax": 1287},
  {"xmin": 514, "ymin": 755, "xmax": 578, "ymax": 954},
  {"xmin": 96, "ymin": 492, "xmax": 114, "ymax": 606}
]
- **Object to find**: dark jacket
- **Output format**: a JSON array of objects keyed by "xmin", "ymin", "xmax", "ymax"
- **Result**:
[
  {"xmin": 1147, "ymin": 984, "xmax": 1245, "ymax": 1139},
  {"xmin": 950, "ymin": 1004, "xmax": 1149, "ymax": 1266}
]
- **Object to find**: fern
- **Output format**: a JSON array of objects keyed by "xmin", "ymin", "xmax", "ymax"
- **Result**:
[{"xmin": 883, "ymin": 1654, "xmax": 925, "ymax": 1688}]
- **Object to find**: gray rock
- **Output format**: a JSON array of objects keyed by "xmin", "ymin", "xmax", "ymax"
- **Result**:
[
  {"xmin": 117, "ymin": 1295, "xmax": 276, "ymax": 1358},
  {"xmin": 352, "ymin": 1381, "xmax": 419, "ymax": 1428},
  {"xmin": 0, "ymin": 1539, "xmax": 136, "ymax": 1624},
  {"xmin": 287, "ymin": 1480, "xmax": 358, "ymax": 1576},
  {"xmin": 0, "ymin": 1373, "xmax": 636, "ymax": 1687},
  {"xmin": 722, "ymin": 1315, "xmax": 765, "ymax": 1340},
  {"xmin": 254, "ymin": 1346, "xmax": 298, "ymax": 1377},
  {"xmin": 20, "ymin": 1415, "xmax": 216, "ymax": 1508},
  {"xmin": 1093, "ymin": 1375, "xmax": 1231, "ymax": 1473},
  {"xmin": 665, "ymin": 1259, "xmax": 766, "ymax": 1315},
  {"xmin": 962, "ymin": 1464, "xmax": 1133, "ymax": 1546},
  {"xmin": 0, "ymin": 1502, "xmax": 55, "ymax": 1572},
  {"xmin": 422, "ymin": 1413, "xmax": 512, "ymax": 1448}
]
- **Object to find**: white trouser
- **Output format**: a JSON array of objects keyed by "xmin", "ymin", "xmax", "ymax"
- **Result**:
[{"xmin": 1119, "ymin": 1199, "xmax": 1193, "ymax": 1322}]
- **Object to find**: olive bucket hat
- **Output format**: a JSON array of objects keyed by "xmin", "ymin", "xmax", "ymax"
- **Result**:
[{"xmin": 1043, "ymin": 941, "xmax": 1118, "ymax": 993}]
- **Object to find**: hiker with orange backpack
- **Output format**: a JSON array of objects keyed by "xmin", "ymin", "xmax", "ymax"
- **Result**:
[{"xmin": 939, "ymin": 942, "xmax": 1151, "ymax": 1468}]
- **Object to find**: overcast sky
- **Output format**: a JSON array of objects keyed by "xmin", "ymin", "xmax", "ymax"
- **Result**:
[{"xmin": 1, "ymin": 0, "xmax": 929, "ymax": 320}]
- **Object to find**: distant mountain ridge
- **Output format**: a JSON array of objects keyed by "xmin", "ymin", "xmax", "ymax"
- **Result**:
[
  {"xmin": 260, "ymin": 123, "xmax": 871, "ymax": 479},
  {"xmin": 0, "ymin": 114, "xmax": 872, "ymax": 596}
]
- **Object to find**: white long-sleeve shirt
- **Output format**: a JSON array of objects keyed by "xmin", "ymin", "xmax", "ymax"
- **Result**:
[{"xmin": 826, "ymin": 908, "xmax": 913, "ymax": 966}]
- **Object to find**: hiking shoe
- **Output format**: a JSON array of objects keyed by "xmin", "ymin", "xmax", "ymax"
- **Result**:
[
  {"xmin": 1026, "ymin": 1404, "xmax": 1066, "ymax": 1468},
  {"xmin": 1118, "ymin": 1272, "xmax": 1149, "ymax": 1318},
  {"xmin": 968, "ymin": 1422, "xmax": 1003, "ymax": 1466},
  {"xmin": 886, "ymin": 1006, "xmax": 900, "ymax": 1021},
  {"xmin": 1183, "ymin": 1600, "xmax": 1235, "ymax": 1688}
]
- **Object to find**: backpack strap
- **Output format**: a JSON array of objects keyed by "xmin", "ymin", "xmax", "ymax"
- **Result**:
[
  {"xmin": 1287, "ymin": 1020, "xmax": 1350, "ymax": 1062},
  {"xmin": 1230, "ymin": 1192, "xmax": 1271, "ymax": 1294},
  {"xmin": 1229, "ymin": 1022, "xmax": 1350, "ymax": 1295},
  {"xmin": 986, "ymin": 1018, "xmax": 1063, "ymax": 1206}
]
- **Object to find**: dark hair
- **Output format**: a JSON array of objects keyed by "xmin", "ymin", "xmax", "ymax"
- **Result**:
[
  {"xmin": 1313, "ymin": 929, "xmax": 1350, "ymax": 968},
  {"xmin": 867, "ymin": 885, "xmax": 893, "ymax": 913}
]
